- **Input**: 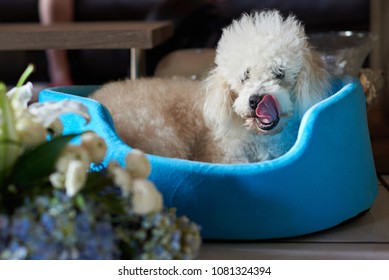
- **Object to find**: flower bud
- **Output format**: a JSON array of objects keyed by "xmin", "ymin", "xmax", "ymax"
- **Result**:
[
  {"xmin": 49, "ymin": 172, "xmax": 66, "ymax": 189},
  {"xmin": 108, "ymin": 161, "xmax": 133, "ymax": 197},
  {"xmin": 65, "ymin": 160, "xmax": 88, "ymax": 197},
  {"xmin": 81, "ymin": 132, "xmax": 107, "ymax": 163},
  {"xmin": 56, "ymin": 145, "xmax": 91, "ymax": 174},
  {"xmin": 132, "ymin": 179, "xmax": 163, "ymax": 215},
  {"xmin": 125, "ymin": 149, "xmax": 151, "ymax": 179}
]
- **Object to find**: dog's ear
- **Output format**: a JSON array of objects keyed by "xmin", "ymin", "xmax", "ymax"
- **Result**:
[
  {"xmin": 294, "ymin": 48, "xmax": 331, "ymax": 118},
  {"xmin": 202, "ymin": 68, "xmax": 235, "ymax": 137}
]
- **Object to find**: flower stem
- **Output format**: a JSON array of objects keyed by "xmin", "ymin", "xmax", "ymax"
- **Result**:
[
  {"xmin": 16, "ymin": 64, "xmax": 35, "ymax": 88},
  {"xmin": 0, "ymin": 82, "xmax": 22, "ymax": 182}
]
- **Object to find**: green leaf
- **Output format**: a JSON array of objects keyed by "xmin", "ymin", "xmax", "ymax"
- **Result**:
[{"xmin": 8, "ymin": 133, "xmax": 79, "ymax": 187}]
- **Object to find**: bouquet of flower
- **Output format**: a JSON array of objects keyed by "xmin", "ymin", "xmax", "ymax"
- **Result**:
[{"xmin": 0, "ymin": 65, "xmax": 201, "ymax": 260}]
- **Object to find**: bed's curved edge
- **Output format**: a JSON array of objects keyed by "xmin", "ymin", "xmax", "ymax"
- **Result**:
[{"xmin": 38, "ymin": 77, "xmax": 365, "ymax": 175}]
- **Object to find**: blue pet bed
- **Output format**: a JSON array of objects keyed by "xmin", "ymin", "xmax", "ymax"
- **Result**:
[{"xmin": 39, "ymin": 77, "xmax": 378, "ymax": 240}]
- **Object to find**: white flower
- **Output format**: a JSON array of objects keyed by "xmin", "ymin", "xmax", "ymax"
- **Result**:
[
  {"xmin": 56, "ymin": 145, "xmax": 91, "ymax": 174},
  {"xmin": 47, "ymin": 119, "xmax": 64, "ymax": 137},
  {"xmin": 6, "ymin": 83, "xmax": 47, "ymax": 148},
  {"xmin": 28, "ymin": 99, "xmax": 90, "ymax": 129},
  {"xmin": 65, "ymin": 160, "xmax": 88, "ymax": 197},
  {"xmin": 108, "ymin": 161, "xmax": 133, "ymax": 197},
  {"xmin": 6, "ymin": 82, "xmax": 33, "ymax": 111},
  {"xmin": 125, "ymin": 149, "xmax": 151, "ymax": 179},
  {"xmin": 14, "ymin": 111, "xmax": 46, "ymax": 147},
  {"xmin": 81, "ymin": 132, "xmax": 107, "ymax": 163},
  {"xmin": 131, "ymin": 179, "xmax": 163, "ymax": 215}
]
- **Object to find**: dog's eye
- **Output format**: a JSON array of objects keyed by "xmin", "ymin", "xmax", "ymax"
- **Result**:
[
  {"xmin": 273, "ymin": 68, "xmax": 285, "ymax": 80},
  {"xmin": 241, "ymin": 69, "xmax": 250, "ymax": 83}
]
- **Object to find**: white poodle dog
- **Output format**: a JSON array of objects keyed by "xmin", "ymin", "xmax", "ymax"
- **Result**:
[{"xmin": 92, "ymin": 10, "xmax": 330, "ymax": 163}]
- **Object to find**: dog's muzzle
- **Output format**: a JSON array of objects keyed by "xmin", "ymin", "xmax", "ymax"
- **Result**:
[{"xmin": 249, "ymin": 94, "xmax": 280, "ymax": 131}]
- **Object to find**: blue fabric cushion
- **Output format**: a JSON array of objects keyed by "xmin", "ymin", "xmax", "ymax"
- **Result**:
[{"xmin": 39, "ymin": 77, "xmax": 377, "ymax": 240}]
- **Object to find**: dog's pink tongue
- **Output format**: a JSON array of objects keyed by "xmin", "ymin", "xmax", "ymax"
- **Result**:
[{"xmin": 255, "ymin": 95, "xmax": 280, "ymax": 124}]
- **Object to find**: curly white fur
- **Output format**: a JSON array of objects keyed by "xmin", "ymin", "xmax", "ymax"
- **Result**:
[
  {"xmin": 203, "ymin": 10, "xmax": 330, "ymax": 162},
  {"xmin": 92, "ymin": 10, "xmax": 330, "ymax": 163}
]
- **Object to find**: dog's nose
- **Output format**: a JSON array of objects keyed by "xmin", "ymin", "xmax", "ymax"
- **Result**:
[{"xmin": 249, "ymin": 95, "xmax": 261, "ymax": 110}]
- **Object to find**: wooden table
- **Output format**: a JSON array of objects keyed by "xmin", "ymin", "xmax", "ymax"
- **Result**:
[{"xmin": 0, "ymin": 21, "xmax": 174, "ymax": 79}]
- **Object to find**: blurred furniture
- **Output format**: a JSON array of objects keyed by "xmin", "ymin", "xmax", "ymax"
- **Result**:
[
  {"xmin": 0, "ymin": 0, "xmax": 369, "ymax": 84},
  {"xmin": 0, "ymin": 21, "xmax": 173, "ymax": 79},
  {"xmin": 368, "ymin": 0, "xmax": 389, "ymax": 173}
]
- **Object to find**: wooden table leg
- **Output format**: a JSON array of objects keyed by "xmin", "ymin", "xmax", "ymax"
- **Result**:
[{"xmin": 130, "ymin": 48, "xmax": 139, "ymax": 80}]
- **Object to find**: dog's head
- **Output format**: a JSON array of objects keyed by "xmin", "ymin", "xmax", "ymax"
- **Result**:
[{"xmin": 203, "ymin": 10, "xmax": 330, "ymax": 137}]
